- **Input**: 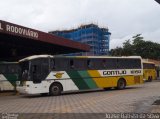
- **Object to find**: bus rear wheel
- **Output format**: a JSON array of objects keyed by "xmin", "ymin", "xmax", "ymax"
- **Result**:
[
  {"xmin": 117, "ymin": 79, "xmax": 126, "ymax": 90},
  {"xmin": 49, "ymin": 83, "xmax": 62, "ymax": 96},
  {"xmin": 104, "ymin": 87, "xmax": 112, "ymax": 90}
]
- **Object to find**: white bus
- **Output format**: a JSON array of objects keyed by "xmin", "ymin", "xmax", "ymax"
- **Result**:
[
  {"xmin": 16, "ymin": 55, "xmax": 143, "ymax": 96},
  {"xmin": 0, "ymin": 62, "xmax": 20, "ymax": 91}
]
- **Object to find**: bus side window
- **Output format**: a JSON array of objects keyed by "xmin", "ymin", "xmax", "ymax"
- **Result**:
[
  {"xmin": 50, "ymin": 59, "xmax": 55, "ymax": 70},
  {"xmin": 91, "ymin": 59, "xmax": 103, "ymax": 70},
  {"xmin": 32, "ymin": 65, "xmax": 37, "ymax": 73},
  {"xmin": 55, "ymin": 58, "xmax": 69, "ymax": 71},
  {"xmin": 117, "ymin": 59, "xmax": 119, "ymax": 69},
  {"xmin": 105, "ymin": 58, "xmax": 117, "ymax": 70},
  {"xmin": 102, "ymin": 59, "xmax": 106, "ymax": 68},
  {"xmin": 41, "ymin": 60, "xmax": 50, "ymax": 80},
  {"xmin": 0, "ymin": 64, "xmax": 6, "ymax": 74},
  {"xmin": 133, "ymin": 59, "xmax": 141, "ymax": 69},
  {"xmin": 117, "ymin": 59, "xmax": 125, "ymax": 69},
  {"xmin": 8, "ymin": 64, "xmax": 19, "ymax": 74},
  {"xmin": 70, "ymin": 59, "xmax": 74, "ymax": 69},
  {"xmin": 125, "ymin": 59, "xmax": 130, "ymax": 69},
  {"xmin": 87, "ymin": 59, "xmax": 93, "ymax": 69},
  {"xmin": 74, "ymin": 59, "xmax": 86, "ymax": 70},
  {"xmin": 152, "ymin": 64, "xmax": 155, "ymax": 69}
]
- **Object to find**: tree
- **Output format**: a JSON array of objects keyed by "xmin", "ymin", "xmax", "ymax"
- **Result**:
[
  {"xmin": 110, "ymin": 47, "xmax": 123, "ymax": 56},
  {"xmin": 110, "ymin": 34, "xmax": 160, "ymax": 60},
  {"xmin": 122, "ymin": 39, "xmax": 134, "ymax": 56}
]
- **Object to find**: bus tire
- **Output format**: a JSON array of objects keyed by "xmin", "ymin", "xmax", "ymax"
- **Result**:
[
  {"xmin": 40, "ymin": 93, "xmax": 48, "ymax": 96},
  {"xmin": 117, "ymin": 78, "xmax": 126, "ymax": 90},
  {"xmin": 104, "ymin": 87, "xmax": 112, "ymax": 90},
  {"xmin": 49, "ymin": 82, "xmax": 63, "ymax": 96}
]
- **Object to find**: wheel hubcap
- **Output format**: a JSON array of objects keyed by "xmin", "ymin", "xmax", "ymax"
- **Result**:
[
  {"xmin": 120, "ymin": 81, "xmax": 124, "ymax": 88},
  {"xmin": 52, "ymin": 86, "xmax": 59, "ymax": 94}
]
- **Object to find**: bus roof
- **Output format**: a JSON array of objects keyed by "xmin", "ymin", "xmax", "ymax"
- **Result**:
[
  {"xmin": 0, "ymin": 61, "xmax": 18, "ymax": 64},
  {"xmin": 19, "ymin": 55, "xmax": 142, "ymax": 62},
  {"xmin": 74, "ymin": 56, "xmax": 142, "ymax": 59},
  {"xmin": 142, "ymin": 61, "xmax": 155, "ymax": 64},
  {"xmin": 19, "ymin": 55, "xmax": 54, "ymax": 62}
]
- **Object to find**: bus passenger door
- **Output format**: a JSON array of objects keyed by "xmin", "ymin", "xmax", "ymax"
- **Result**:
[
  {"xmin": 31, "ymin": 59, "xmax": 49, "ymax": 84},
  {"xmin": 32, "ymin": 65, "xmax": 41, "ymax": 83}
]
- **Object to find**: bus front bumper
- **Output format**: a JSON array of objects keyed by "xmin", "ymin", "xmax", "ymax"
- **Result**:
[{"xmin": 16, "ymin": 86, "xmax": 29, "ymax": 94}]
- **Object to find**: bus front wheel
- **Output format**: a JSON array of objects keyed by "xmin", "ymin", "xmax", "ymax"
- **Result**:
[
  {"xmin": 49, "ymin": 83, "xmax": 63, "ymax": 96},
  {"xmin": 117, "ymin": 79, "xmax": 126, "ymax": 90},
  {"xmin": 41, "ymin": 93, "xmax": 48, "ymax": 96}
]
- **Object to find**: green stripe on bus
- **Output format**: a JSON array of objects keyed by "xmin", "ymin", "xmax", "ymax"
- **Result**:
[
  {"xmin": 4, "ymin": 74, "xmax": 18, "ymax": 86},
  {"xmin": 78, "ymin": 71, "xmax": 98, "ymax": 89},
  {"xmin": 67, "ymin": 71, "xmax": 89, "ymax": 90}
]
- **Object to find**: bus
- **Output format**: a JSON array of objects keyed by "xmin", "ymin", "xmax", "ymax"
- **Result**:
[
  {"xmin": 143, "ymin": 61, "xmax": 157, "ymax": 82},
  {"xmin": 0, "ymin": 62, "xmax": 20, "ymax": 91},
  {"xmin": 16, "ymin": 55, "xmax": 143, "ymax": 96}
]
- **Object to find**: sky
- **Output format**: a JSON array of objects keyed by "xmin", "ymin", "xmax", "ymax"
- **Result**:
[{"xmin": 0, "ymin": 0, "xmax": 160, "ymax": 49}]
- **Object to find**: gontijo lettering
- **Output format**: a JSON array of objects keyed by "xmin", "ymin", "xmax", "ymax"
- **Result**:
[{"xmin": 103, "ymin": 70, "xmax": 127, "ymax": 76}]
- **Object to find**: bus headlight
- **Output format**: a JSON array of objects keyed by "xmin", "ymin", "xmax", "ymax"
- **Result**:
[
  {"xmin": 22, "ymin": 81, "xmax": 26, "ymax": 86},
  {"xmin": 16, "ymin": 81, "xmax": 20, "ymax": 86}
]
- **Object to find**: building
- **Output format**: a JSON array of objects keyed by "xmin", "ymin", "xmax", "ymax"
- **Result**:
[
  {"xmin": 0, "ymin": 20, "xmax": 90, "ymax": 61},
  {"xmin": 49, "ymin": 24, "xmax": 111, "ymax": 56}
]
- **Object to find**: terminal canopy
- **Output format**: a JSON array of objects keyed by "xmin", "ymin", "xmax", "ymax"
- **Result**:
[{"xmin": 0, "ymin": 20, "xmax": 90, "ymax": 61}]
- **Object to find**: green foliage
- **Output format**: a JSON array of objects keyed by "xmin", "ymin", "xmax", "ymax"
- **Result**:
[
  {"xmin": 110, "ymin": 47, "xmax": 123, "ymax": 56},
  {"xmin": 110, "ymin": 34, "xmax": 160, "ymax": 60}
]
